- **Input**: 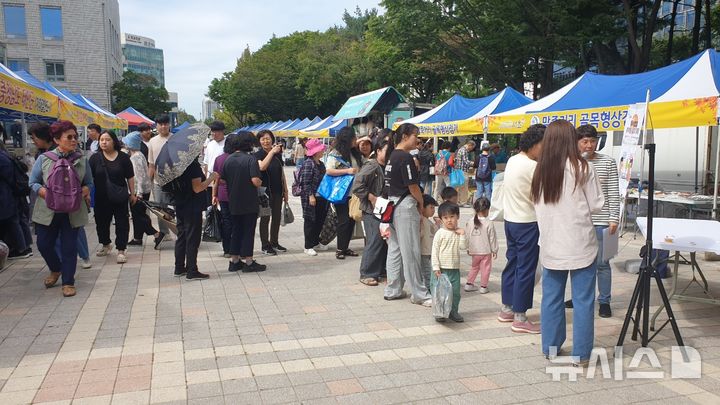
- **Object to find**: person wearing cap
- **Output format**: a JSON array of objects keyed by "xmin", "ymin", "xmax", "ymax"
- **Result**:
[
  {"xmin": 565, "ymin": 124, "xmax": 620, "ymax": 318},
  {"xmin": 123, "ymin": 132, "xmax": 164, "ymax": 247},
  {"xmin": 300, "ymin": 139, "xmax": 330, "ymax": 256},
  {"xmin": 357, "ymin": 136, "xmax": 373, "ymax": 160}
]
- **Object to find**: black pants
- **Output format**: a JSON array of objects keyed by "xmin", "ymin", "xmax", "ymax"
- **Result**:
[
  {"xmin": 131, "ymin": 193, "xmax": 157, "ymax": 240},
  {"xmin": 175, "ymin": 210, "xmax": 202, "ymax": 273},
  {"xmin": 0, "ymin": 214, "xmax": 27, "ymax": 254},
  {"xmin": 359, "ymin": 213, "xmax": 387, "ymax": 279},
  {"xmin": 333, "ymin": 202, "xmax": 354, "ymax": 251},
  {"xmin": 259, "ymin": 192, "xmax": 282, "ymax": 248},
  {"xmin": 95, "ymin": 198, "xmax": 130, "ymax": 251},
  {"xmin": 231, "ymin": 213, "xmax": 258, "ymax": 257},
  {"xmin": 219, "ymin": 201, "xmax": 233, "ymax": 255},
  {"xmin": 303, "ymin": 197, "xmax": 329, "ymax": 249}
]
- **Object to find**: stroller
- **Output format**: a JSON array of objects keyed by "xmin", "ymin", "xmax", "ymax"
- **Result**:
[{"xmin": 141, "ymin": 200, "xmax": 178, "ymax": 236}]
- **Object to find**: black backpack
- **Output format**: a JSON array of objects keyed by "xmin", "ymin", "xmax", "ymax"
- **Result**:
[{"xmin": 1, "ymin": 151, "xmax": 30, "ymax": 197}]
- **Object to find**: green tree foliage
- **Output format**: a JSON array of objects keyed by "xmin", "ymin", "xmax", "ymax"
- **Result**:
[
  {"xmin": 209, "ymin": 1, "xmax": 717, "ymax": 123},
  {"xmin": 111, "ymin": 71, "xmax": 169, "ymax": 118},
  {"xmin": 176, "ymin": 108, "xmax": 197, "ymax": 124}
]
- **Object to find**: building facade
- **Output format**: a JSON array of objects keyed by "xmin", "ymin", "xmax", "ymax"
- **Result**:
[
  {"xmin": 0, "ymin": 0, "xmax": 122, "ymax": 110},
  {"xmin": 121, "ymin": 33, "xmax": 164, "ymax": 86},
  {"xmin": 202, "ymin": 97, "xmax": 219, "ymax": 121}
]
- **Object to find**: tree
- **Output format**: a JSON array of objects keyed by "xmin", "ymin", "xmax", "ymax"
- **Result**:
[
  {"xmin": 176, "ymin": 108, "xmax": 197, "ymax": 124},
  {"xmin": 111, "ymin": 71, "xmax": 169, "ymax": 118}
]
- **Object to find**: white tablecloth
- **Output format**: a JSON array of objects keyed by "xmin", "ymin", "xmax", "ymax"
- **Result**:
[{"xmin": 636, "ymin": 217, "xmax": 720, "ymax": 254}]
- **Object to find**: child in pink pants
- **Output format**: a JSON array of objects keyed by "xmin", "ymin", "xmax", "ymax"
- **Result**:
[{"xmin": 464, "ymin": 197, "xmax": 498, "ymax": 293}]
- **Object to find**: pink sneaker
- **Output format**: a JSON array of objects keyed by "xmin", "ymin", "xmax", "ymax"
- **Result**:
[
  {"xmin": 497, "ymin": 311, "xmax": 514, "ymax": 323},
  {"xmin": 511, "ymin": 320, "xmax": 541, "ymax": 334}
]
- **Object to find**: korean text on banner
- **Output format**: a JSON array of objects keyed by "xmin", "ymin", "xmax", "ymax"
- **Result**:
[{"xmin": 0, "ymin": 73, "xmax": 58, "ymax": 118}]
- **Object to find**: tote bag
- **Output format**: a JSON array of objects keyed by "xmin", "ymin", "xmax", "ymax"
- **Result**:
[{"xmin": 449, "ymin": 168, "xmax": 465, "ymax": 188}]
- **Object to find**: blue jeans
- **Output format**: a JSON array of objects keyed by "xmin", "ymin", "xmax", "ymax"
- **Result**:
[
  {"xmin": 36, "ymin": 214, "xmax": 79, "ymax": 286},
  {"xmin": 54, "ymin": 226, "xmax": 89, "ymax": 260},
  {"xmin": 501, "ymin": 221, "xmax": 539, "ymax": 313},
  {"xmin": 595, "ymin": 226, "xmax": 611, "ymax": 304},
  {"xmin": 541, "ymin": 263, "xmax": 597, "ymax": 361},
  {"xmin": 475, "ymin": 180, "xmax": 493, "ymax": 201}
]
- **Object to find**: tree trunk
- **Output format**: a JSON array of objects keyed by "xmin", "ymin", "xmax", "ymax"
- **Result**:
[
  {"xmin": 622, "ymin": 0, "xmax": 642, "ymax": 72},
  {"xmin": 640, "ymin": 0, "xmax": 663, "ymax": 71},
  {"xmin": 692, "ymin": 0, "xmax": 702, "ymax": 54},
  {"xmin": 666, "ymin": 0, "xmax": 679, "ymax": 65},
  {"xmin": 705, "ymin": 0, "xmax": 712, "ymax": 50}
]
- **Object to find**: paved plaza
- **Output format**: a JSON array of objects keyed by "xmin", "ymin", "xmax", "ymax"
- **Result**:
[{"xmin": 2, "ymin": 172, "xmax": 720, "ymax": 404}]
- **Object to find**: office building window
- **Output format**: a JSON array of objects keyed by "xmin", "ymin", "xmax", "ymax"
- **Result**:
[
  {"xmin": 40, "ymin": 6, "xmax": 63, "ymax": 40},
  {"xmin": 45, "ymin": 61, "xmax": 65, "ymax": 82},
  {"xmin": 7, "ymin": 58, "xmax": 29, "ymax": 72},
  {"xmin": 3, "ymin": 4, "xmax": 26, "ymax": 39}
]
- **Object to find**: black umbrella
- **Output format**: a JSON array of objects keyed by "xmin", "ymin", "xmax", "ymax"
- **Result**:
[{"xmin": 155, "ymin": 123, "xmax": 210, "ymax": 187}]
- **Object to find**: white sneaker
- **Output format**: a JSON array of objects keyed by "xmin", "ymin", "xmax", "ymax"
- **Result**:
[
  {"xmin": 304, "ymin": 248, "xmax": 318, "ymax": 256},
  {"xmin": 116, "ymin": 251, "xmax": 127, "ymax": 264},
  {"xmin": 314, "ymin": 244, "xmax": 329, "ymax": 251},
  {"xmin": 479, "ymin": 286, "xmax": 489, "ymax": 294},
  {"xmin": 410, "ymin": 297, "xmax": 433, "ymax": 307},
  {"xmin": 464, "ymin": 283, "xmax": 478, "ymax": 292},
  {"xmin": 96, "ymin": 244, "xmax": 112, "ymax": 257},
  {"xmin": 81, "ymin": 259, "xmax": 92, "ymax": 269}
]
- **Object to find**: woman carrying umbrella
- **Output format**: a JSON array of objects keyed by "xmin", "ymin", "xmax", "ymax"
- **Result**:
[{"xmin": 155, "ymin": 124, "xmax": 218, "ymax": 279}]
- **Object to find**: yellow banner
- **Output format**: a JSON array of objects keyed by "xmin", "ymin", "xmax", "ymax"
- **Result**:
[
  {"xmin": 58, "ymin": 101, "xmax": 128, "ymax": 129},
  {"xmin": 0, "ymin": 73, "xmax": 58, "ymax": 118},
  {"xmin": 483, "ymin": 97, "xmax": 718, "ymax": 134},
  {"xmin": 298, "ymin": 129, "xmax": 330, "ymax": 138}
]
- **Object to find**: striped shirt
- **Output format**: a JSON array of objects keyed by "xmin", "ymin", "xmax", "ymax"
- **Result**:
[
  {"xmin": 588, "ymin": 153, "xmax": 621, "ymax": 225},
  {"xmin": 431, "ymin": 228, "xmax": 468, "ymax": 271}
]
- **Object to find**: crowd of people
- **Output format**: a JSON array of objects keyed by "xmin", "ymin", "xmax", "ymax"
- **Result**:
[{"xmin": 0, "ymin": 115, "xmax": 620, "ymax": 366}]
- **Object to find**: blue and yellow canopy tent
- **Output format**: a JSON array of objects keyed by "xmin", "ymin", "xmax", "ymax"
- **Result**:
[
  {"xmin": 393, "ymin": 87, "xmax": 532, "ymax": 137},
  {"xmin": 275, "ymin": 116, "xmax": 323, "ymax": 137},
  {"xmin": 484, "ymin": 50, "xmax": 720, "ymax": 133}
]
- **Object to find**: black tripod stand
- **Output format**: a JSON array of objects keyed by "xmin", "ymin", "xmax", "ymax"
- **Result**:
[{"xmin": 616, "ymin": 143, "xmax": 685, "ymax": 349}]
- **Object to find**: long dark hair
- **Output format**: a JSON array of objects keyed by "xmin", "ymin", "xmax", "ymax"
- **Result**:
[
  {"xmin": 334, "ymin": 127, "xmax": 362, "ymax": 166},
  {"xmin": 531, "ymin": 120, "xmax": 588, "ymax": 205}
]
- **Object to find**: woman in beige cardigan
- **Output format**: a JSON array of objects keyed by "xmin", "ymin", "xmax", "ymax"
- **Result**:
[{"xmin": 531, "ymin": 120, "xmax": 604, "ymax": 366}]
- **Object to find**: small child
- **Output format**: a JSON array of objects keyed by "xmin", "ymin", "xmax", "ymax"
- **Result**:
[
  {"xmin": 431, "ymin": 202, "xmax": 467, "ymax": 322},
  {"xmin": 419, "ymin": 195, "xmax": 439, "ymax": 292},
  {"xmin": 440, "ymin": 186, "xmax": 458, "ymax": 204},
  {"xmin": 464, "ymin": 197, "xmax": 498, "ymax": 294}
]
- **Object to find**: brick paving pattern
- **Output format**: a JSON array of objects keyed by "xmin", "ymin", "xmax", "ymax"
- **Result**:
[{"xmin": 2, "ymin": 169, "xmax": 720, "ymax": 404}]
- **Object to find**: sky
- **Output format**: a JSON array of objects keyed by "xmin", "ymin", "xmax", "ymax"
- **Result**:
[{"xmin": 119, "ymin": 0, "xmax": 384, "ymax": 119}]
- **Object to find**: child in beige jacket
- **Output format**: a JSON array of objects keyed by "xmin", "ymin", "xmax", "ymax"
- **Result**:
[{"xmin": 464, "ymin": 197, "xmax": 498, "ymax": 294}]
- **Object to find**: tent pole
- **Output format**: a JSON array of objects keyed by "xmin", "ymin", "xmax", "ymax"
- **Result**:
[
  {"xmin": 713, "ymin": 125, "xmax": 719, "ymax": 220},
  {"xmin": 636, "ymin": 89, "xmax": 651, "ymax": 209},
  {"xmin": 21, "ymin": 113, "xmax": 27, "ymax": 154},
  {"xmin": 695, "ymin": 127, "xmax": 699, "ymax": 193}
]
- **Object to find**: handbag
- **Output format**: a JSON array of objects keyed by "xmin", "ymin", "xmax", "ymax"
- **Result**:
[
  {"xmin": 488, "ymin": 172, "xmax": 504, "ymax": 221},
  {"xmin": 280, "ymin": 201, "xmax": 294, "ymax": 226},
  {"xmin": 258, "ymin": 187, "xmax": 271, "ymax": 217},
  {"xmin": 202, "ymin": 206, "xmax": 223, "ymax": 242},
  {"xmin": 449, "ymin": 168, "xmax": 465, "ymax": 188},
  {"xmin": 319, "ymin": 205, "xmax": 338, "ymax": 246},
  {"xmin": 349, "ymin": 195, "xmax": 363, "ymax": 222},
  {"xmin": 318, "ymin": 155, "xmax": 354, "ymax": 204},
  {"xmin": 101, "ymin": 156, "xmax": 129, "ymax": 204}
]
